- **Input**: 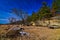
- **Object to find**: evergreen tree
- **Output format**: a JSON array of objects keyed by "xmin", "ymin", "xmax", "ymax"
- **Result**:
[
  {"xmin": 27, "ymin": 11, "xmax": 38, "ymax": 22},
  {"xmin": 37, "ymin": 2, "xmax": 52, "ymax": 20},
  {"xmin": 56, "ymin": 0, "xmax": 60, "ymax": 12},
  {"xmin": 31, "ymin": 11, "xmax": 37, "ymax": 21},
  {"xmin": 51, "ymin": 0, "xmax": 58, "ymax": 16}
]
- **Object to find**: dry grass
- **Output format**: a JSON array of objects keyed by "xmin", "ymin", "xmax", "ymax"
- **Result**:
[{"xmin": 0, "ymin": 25, "xmax": 60, "ymax": 40}]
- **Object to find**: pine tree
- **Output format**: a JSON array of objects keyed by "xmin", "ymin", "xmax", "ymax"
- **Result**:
[
  {"xmin": 27, "ymin": 11, "xmax": 37, "ymax": 22},
  {"xmin": 37, "ymin": 2, "xmax": 52, "ymax": 20},
  {"xmin": 56, "ymin": 0, "xmax": 60, "ymax": 12},
  {"xmin": 31, "ymin": 11, "xmax": 37, "ymax": 21},
  {"xmin": 51, "ymin": 0, "xmax": 58, "ymax": 16}
]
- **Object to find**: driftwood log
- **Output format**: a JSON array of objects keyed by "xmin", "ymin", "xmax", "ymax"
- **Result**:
[{"xmin": 4, "ymin": 28, "xmax": 24, "ymax": 38}]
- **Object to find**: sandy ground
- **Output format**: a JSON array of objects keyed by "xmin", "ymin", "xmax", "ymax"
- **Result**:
[{"xmin": 0, "ymin": 25, "xmax": 60, "ymax": 40}]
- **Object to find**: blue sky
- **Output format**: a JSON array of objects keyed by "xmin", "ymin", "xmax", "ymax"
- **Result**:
[{"xmin": 0, "ymin": 0, "xmax": 52, "ymax": 24}]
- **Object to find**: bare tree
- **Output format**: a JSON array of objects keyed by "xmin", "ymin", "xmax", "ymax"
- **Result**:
[
  {"xmin": 12, "ymin": 8, "xmax": 28, "ymax": 25},
  {"xmin": 8, "ymin": 17, "xmax": 16, "ymax": 23}
]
